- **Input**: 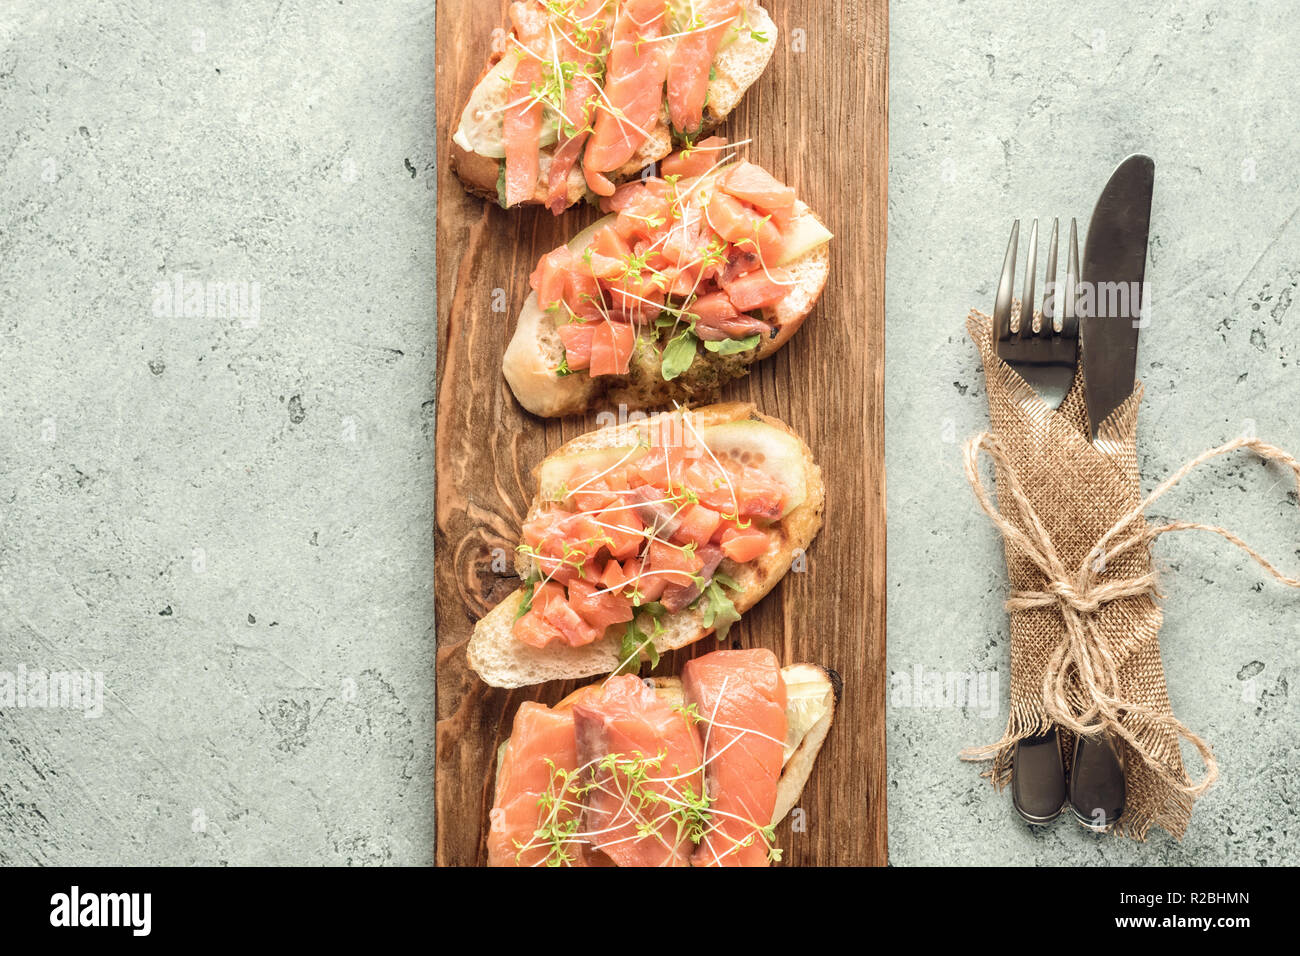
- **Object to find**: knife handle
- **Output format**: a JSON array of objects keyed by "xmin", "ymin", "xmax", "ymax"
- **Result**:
[{"xmin": 1069, "ymin": 732, "xmax": 1125, "ymax": 830}]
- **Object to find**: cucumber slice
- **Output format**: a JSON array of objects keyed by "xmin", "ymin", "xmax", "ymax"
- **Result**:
[
  {"xmin": 692, "ymin": 420, "xmax": 809, "ymax": 514},
  {"xmin": 780, "ymin": 667, "xmax": 834, "ymax": 762},
  {"xmin": 453, "ymin": 51, "xmax": 559, "ymax": 159},
  {"xmin": 537, "ymin": 445, "xmax": 644, "ymax": 502},
  {"xmin": 776, "ymin": 214, "xmax": 833, "ymax": 265}
]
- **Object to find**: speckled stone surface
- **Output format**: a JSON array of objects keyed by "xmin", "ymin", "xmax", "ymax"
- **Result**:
[
  {"xmin": 887, "ymin": 0, "xmax": 1299, "ymax": 864},
  {"xmin": 1, "ymin": 1, "xmax": 438, "ymax": 864}
]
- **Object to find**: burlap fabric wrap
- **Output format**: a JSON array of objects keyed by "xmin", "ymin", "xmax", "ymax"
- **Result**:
[{"xmin": 961, "ymin": 309, "xmax": 1300, "ymax": 841}]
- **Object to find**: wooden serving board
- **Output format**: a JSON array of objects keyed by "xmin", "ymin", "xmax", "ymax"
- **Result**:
[{"xmin": 434, "ymin": 0, "xmax": 889, "ymax": 866}]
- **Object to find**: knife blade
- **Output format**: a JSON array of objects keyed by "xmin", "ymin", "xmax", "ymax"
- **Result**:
[{"xmin": 1080, "ymin": 154, "xmax": 1155, "ymax": 440}]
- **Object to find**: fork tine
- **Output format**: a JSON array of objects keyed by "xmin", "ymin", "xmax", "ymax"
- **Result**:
[
  {"xmin": 1039, "ymin": 217, "xmax": 1059, "ymax": 335},
  {"xmin": 993, "ymin": 220, "xmax": 1019, "ymax": 340},
  {"xmin": 1061, "ymin": 217, "xmax": 1080, "ymax": 339},
  {"xmin": 1017, "ymin": 219, "xmax": 1038, "ymax": 336}
]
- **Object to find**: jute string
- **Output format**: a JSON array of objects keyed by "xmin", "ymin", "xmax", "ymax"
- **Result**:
[{"xmin": 961, "ymin": 310, "xmax": 1300, "ymax": 838}]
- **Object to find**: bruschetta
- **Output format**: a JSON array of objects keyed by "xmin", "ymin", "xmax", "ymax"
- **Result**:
[
  {"xmin": 503, "ymin": 143, "xmax": 832, "ymax": 417},
  {"xmin": 466, "ymin": 403, "xmax": 824, "ymax": 688},
  {"xmin": 451, "ymin": 0, "xmax": 778, "ymax": 212},
  {"xmin": 488, "ymin": 648, "xmax": 840, "ymax": 866}
]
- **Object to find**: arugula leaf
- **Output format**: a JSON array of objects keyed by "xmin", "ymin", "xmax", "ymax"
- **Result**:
[
  {"xmin": 660, "ymin": 329, "xmax": 698, "ymax": 381},
  {"xmin": 495, "ymin": 163, "xmax": 508, "ymax": 209},
  {"xmin": 513, "ymin": 571, "xmax": 541, "ymax": 621},
  {"xmin": 712, "ymin": 571, "xmax": 742, "ymax": 592},
  {"xmin": 614, "ymin": 619, "xmax": 660, "ymax": 676},
  {"xmin": 698, "ymin": 578, "xmax": 741, "ymax": 640},
  {"xmin": 703, "ymin": 333, "xmax": 761, "ymax": 355}
]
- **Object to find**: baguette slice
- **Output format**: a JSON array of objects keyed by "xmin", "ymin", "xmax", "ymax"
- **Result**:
[
  {"xmin": 450, "ymin": 3, "xmax": 778, "ymax": 210},
  {"xmin": 491, "ymin": 663, "xmax": 841, "ymax": 859},
  {"xmin": 467, "ymin": 403, "xmax": 825, "ymax": 688},
  {"xmin": 503, "ymin": 201, "xmax": 832, "ymax": 418}
]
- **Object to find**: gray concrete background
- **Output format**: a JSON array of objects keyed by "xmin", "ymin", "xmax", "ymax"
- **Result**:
[
  {"xmin": 0, "ymin": 1, "xmax": 1295, "ymax": 866},
  {"xmin": 1, "ymin": 0, "xmax": 438, "ymax": 864},
  {"xmin": 887, "ymin": 0, "xmax": 1298, "ymax": 864}
]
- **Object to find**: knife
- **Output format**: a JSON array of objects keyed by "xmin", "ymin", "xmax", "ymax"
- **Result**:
[
  {"xmin": 1071, "ymin": 154, "xmax": 1155, "ymax": 829},
  {"xmin": 1080, "ymin": 154, "xmax": 1155, "ymax": 441}
]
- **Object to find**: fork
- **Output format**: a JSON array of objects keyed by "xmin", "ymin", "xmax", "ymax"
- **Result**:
[
  {"xmin": 993, "ymin": 217, "xmax": 1080, "ymax": 410},
  {"xmin": 994, "ymin": 216, "xmax": 1079, "ymax": 826}
]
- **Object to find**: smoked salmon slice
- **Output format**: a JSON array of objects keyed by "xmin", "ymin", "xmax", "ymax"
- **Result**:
[
  {"xmin": 718, "ymin": 160, "xmax": 797, "ymax": 230},
  {"xmin": 659, "ymin": 134, "xmax": 730, "ymax": 178},
  {"xmin": 488, "ymin": 701, "xmax": 592, "ymax": 866},
  {"xmin": 573, "ymin": 675, "xmax": 706, "ymax": 867},
  {"xmin": 582, "ymin": 0, "xmax": 671, "ymax": 195},
  {"xmin": 666, "ymin": 0, "xmax": 742, "ymax": 133},
  {"xmin": 503, "ymin": 1, "xmax": 551, "ymax": 206},
  {"xmin": 545, "ymin": 0, "xmax": 610, "ymax": 213},
  {"xmin": 682, "ymin": 648, "xmax": 788, "ymax": 866}
]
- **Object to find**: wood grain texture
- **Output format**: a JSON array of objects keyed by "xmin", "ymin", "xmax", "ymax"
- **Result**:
[{"xmin": 434, "ymin": 0, "xmax": 888, "ymax": 866}]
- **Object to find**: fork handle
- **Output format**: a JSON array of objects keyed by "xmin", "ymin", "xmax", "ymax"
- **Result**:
[{"xmin": 1011, "ymin": 727, "xmax": 1067, "ymax": 825}]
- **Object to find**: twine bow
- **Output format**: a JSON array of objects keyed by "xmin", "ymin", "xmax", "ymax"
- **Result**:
[{"xmin": 962, "ymin": 432, "xmax": 1300, "ymax": 798}]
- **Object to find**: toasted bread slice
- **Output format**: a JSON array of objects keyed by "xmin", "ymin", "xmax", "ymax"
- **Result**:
[
  {"xmin": 466, "ymin": 403, "xmax": 825, "ymax": 688},
  {"xmin": 492, "ymin": 664, "xmax": 840, "ymax": 836},
  {"xmin": 450, "ymin": 4, "xmax": 778, "ymax": 210},
  {"xmin": 503, "ymin": 202, "xmax": 831, "ymax": 418}
]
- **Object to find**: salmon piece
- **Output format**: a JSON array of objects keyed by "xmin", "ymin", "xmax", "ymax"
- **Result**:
[
  {"xmin": 720, "ymin": 247, "xmax": 761, "ymax": 284},
  {"xmin": 573, "ymin": 675, "xmax": 705, "ymax": 867},
  {"xmin": 646, "ymin": 537, "xmax": 704, "ymax": 586},
  {"xmin": 706, "ymin": 190, "xmax": 785, "ymax": 265},
  {"xmin": 603, "ymin": 176, "xmax": 670, "ymax": 213},
  {"xmin": 718, "ymin": 160, "xmax": 797, "ymax": 231},
  {"xmin": 503, "ymin": 1, "xmax": 551, "ymax": 206},
  {"xmin": 601, "ymin": 557, "xmax": 635, "ymax": 592},
  {"xmin": 731, "ymin": 472, "xmax": 786, "ymax": 519},
  {"xmin": 690, "ymin": 291, "xmax": 770, "ymax": 341},
  {"xmin": 682, "ymin": 649, "xmax": 788, "ymax": 867},
  {"xmin": 666, "ymin": 0, "xmax": 741, "ymax": 133},
  {"xmin": 614, "ymin": 190, "xmax": 673, "ymax": 240},
  {"xmin": 688, "ymin": 290, "xmax": 739, "ymax": 325},
  {"xmin": 667, "ymin": 262, "xmax": 704, "ymax": 298},
  {"xmin": 719, "ymin": 525, "xmax": 769, "ymax": 562},
  {"xmin": 660, "ymin": 135, "xmax": 729, "ymax": 179},
  {"xmin": 513, "ymin": 608, "xmax": 566, "ymax": 649},
  {"xmin": 546, "ymin": 0, "xmax": 610, "ymax": 213},
  {"xmin": 531, "ymin": 247, "xmax": 573, "ymax": 309},
  {"xmin": 564, "ymin": 267, "xmax": 604, "ymax": 320},
  {"xmin": 685, "ymin": 459, "xmax": 785, "ymax": 518},
  {"xmin": 594, "ymin": 505, "xmax": 645, "ymax": 560},
  {"xmin": 574, "ymin": 484, "xmax": 619, "ymax": 513},
  {"xmin": 606, "ymin": 272, "xmax": 665, "ymax": 322},
  {"xmin": 673, "ymin": 503, "xmax": 722, "ymax": 547},
  {"xmin": 588, "ymin": 320, "xmax": 636, "ymax": 376},
  {"xmin": 582, "ymin": 0, "xmax": 670, "ymax": 195},
  {"xmin": 556, "ymin": 322, "xmax": 595, "ymax": 370},
  {"xmin": 567, "ymin": 578, "xmax": 634, "ymax": 631},
  {"xmin": 722, "ymin": 268, "xmax": 791, "ymax": 311},
  {"xmin": 512, "ymin": 581, "xmax": 568, "ymax": 648},
  {"xmin": 541, "ymin": 592, "xmax": 604, "ymax": 646},
  {"xmin": 624, "ymin": 557, "xmax": 668, "ymax": 602},
  {"xmin": 659, "ymin": 542, "xmax": 724, "ymax": 613},
  {"xmin": 489, "ymin": 702, "xmax": 592, "ymax": 866},
  {"xmin": 589, "ymin": 223, "xmax": 634, "ymax": 261}
]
